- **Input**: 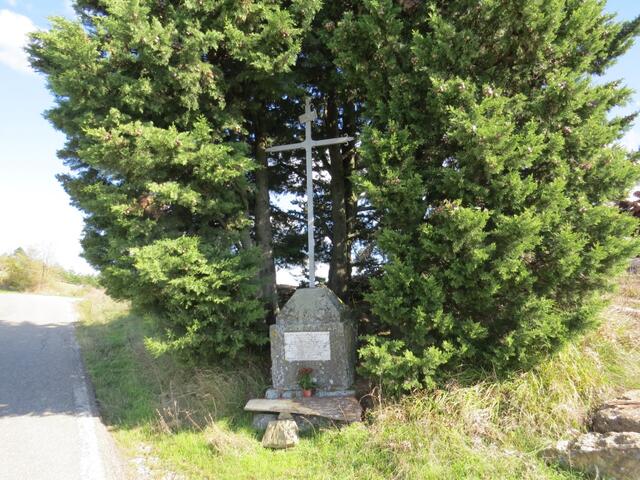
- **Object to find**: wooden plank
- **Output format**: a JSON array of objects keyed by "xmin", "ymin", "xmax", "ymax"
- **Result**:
[{"xmin": 244, "ymin": 397, "xmax": 362, "ymax": 423}]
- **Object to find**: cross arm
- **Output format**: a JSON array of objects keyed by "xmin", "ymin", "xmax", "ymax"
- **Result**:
[
  {"xmin": 311, "ymin": 136, "xmax": 355, "ymax": 148},
  {"xmin": 265, "ymin": 141, "xmax": 306, "ymax": 153}
]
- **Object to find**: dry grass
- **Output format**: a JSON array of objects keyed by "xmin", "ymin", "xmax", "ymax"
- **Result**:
[
  {"xmin": 351, "ymin": 274, "xmax": 640, "ymax": 478},
  {"xmin": 202, "ymin": 422, "xmax": 256, "ymax": 456},
  {"xmin": 76, "ymin": 273, "xmax": 640, "ymax": 479},
  {"xmin": 152, "ymin": 363, "xmax": 267, "ymax": 435}
]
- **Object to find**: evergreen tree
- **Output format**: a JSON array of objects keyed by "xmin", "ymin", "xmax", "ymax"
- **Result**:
[
  {"xmin": 333, "ymin": 0, "xmax": 640, "ymax": 392},
  {"xmin": 29, "ymin": 0, "xmax": 640, "ymax": 387},
  {"xmin": 28, "ymin": 0, "xmax": 319, "ymax": 358},
  {"xmin": 270, "ymin": 3, "xmax": 376, "ymax": 301}
]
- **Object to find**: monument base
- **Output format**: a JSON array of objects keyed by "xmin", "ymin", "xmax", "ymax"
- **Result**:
[{"xmin": 269, "ymin": 287, "xmax": 357, "ymax": 394}]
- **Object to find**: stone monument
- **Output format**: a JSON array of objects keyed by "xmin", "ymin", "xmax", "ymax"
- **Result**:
[
  {"xmin": 263, "ymin": 98, "xmax": 357, "ymax": 400},
  {"xmin": 265, "ymin": 286, "xmax": 356, "ymax": 399}
]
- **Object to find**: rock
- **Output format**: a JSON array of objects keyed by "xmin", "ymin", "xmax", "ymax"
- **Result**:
[
  {"xmin": 252, "ymin": 410, "xmax": 341, "ymax": 434},
  {"xmin": 258, "ymin": 412, "xmax": 337, "ymax": 434},
  {"xmin": 252, "ymin": 413, "xmax": 278, "ymax": 431},
  {"xmin": 542, "ymin": 432, "xmax": 640, "ymax": 480},
  {"xmin": 261, "ymin": 420, "xmax": 299, "ymax": 449},
  {"xmin": 593, "ymin": 390, "xmax": 640, "ymax": 434},
  {"xmin": 629, "ymin": 258, "xmax": 640, "ymax": 274},
  {"xmin": 292, "ymin": 414, "xmax": 336, "ymax": 433}
]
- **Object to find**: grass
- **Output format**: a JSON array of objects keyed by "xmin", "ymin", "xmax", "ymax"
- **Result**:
[{"xmin": 75, "ymin": 275, "xmax": 640, "ymax": 480}]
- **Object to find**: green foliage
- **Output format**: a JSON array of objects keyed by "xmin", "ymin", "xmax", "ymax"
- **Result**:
[
  {"xmin": 0, "ymin": 248, "xmax": 98, "ymax": 294},
  {"xmin": 28, "ymin": 0, "xmax": 319, "ymax": 357},
  {"xmin": 75, "ymin": 276, "xmax": 640, "ymax": 479},
  {"xmin": 0, "ymin": 248, "xmax": 42, "ymax": 291},
  {"xmin": 332, "ymin": 0, "xmax": 640, "ymax": 393},
  {"xmin": 60, "ymin": 269, "xmax": 100, "ymax": 287},
  {"xmin": 297, "ymin": 367, "xmax": 316, "ymax": 389},
  {"xmin": 28, "ymin": 0, "xmax": 640, "ymax": 386},
  {"xmin": 132, "ymin": 236, "xmax": 265, "ymax": 358}
]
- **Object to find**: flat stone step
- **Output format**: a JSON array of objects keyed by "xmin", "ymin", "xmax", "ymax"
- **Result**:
[
  {"xmin": 244, "ymin": 397, "xmax": 362, "ymax": 423},
  {"xmin": 612, "ymin": 305, "xmax": 640, "ymax": 315},
  {"xmin": 592, "ymin": 390, "xmax": 640, "ymax": 433}
]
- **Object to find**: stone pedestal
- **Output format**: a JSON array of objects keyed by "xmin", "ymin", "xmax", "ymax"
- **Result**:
[
  {"xmin": 262, "ymin": 417, "xmax": 299, "ymax": 449},
  {"xmin": 266, "ymin": 287, "xmax": 356, "ymax": 399}
]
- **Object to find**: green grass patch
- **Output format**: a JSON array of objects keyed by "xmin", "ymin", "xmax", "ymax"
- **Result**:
[{"xmin": 75, "ymin": 276, "xmax": 640, "ymax": 479}]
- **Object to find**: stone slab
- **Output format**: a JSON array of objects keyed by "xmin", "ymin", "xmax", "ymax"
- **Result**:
[
  {"xmin": 284, "ymin": 331, "xmax": 331, "ymax": 361},
  {"xmin": 245, "ymin": 397, "xmax": 362, "ymax": 423},
  {"xmin": 592, "ymin": 390, "xmax": 640, "ymax": 434},
  {"xmin": 270, "ymin": 321, "xmax": 355, "ymax": 390},
  {"xmin": 265, "ymin": 388, "xmax": 355, "ymax": 399},
  {"xmin": 542, "ymin": 432, "xmax": 640, "ymax": 480}
]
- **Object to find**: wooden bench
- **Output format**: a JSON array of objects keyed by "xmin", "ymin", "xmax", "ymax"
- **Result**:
[{"xmin": 244, "ymin": 397, "xmax": 362, "ymax": 423}]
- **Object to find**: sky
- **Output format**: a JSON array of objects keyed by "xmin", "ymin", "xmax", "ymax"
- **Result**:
[{"xmin": 0, "ymin": 1, "xmax": 639, "ymax": 277}]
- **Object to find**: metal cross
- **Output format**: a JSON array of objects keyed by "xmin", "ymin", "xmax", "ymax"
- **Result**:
[{"xmin": 266, "ymin": 97, "xmax": 354, "ymax": 288}]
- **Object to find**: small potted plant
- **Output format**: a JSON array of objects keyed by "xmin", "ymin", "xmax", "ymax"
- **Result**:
[{"xmin": 298, "ymin": 368, "xmax": 316, "ymax": 397}]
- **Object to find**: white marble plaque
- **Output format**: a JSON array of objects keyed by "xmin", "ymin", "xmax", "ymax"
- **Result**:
[{"xmin": 284, "ymin": 331, "xmax": 331, "ymax": 361}]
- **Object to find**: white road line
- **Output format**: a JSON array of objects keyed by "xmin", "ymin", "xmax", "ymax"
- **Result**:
[{"xmin": 68, "ymin": 302, "xmax": 107, "ymax": 480}]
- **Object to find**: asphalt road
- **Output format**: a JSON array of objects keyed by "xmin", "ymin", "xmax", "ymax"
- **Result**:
[{"xmin": 0, "ymin": 293, "xmax": 125, "ymax": 480}]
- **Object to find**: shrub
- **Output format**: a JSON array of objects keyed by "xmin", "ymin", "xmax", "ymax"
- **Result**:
[
  {"xmin": 28, "ymin": 1, "xmax": 318, "ymax": 359},
  {"xmin": 333, "ymin": 0, "xmax": 640, "ymax": 393},
  {"xmin": 0, "ymin": 249, "xmax": 42, "ymax": 291},
  {"xmin": 131, "ymin": 236, "xmax": 265, "ymax": 359}
]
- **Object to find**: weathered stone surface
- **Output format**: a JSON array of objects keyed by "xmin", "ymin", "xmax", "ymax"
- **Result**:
[
  {"xmin": 268, "ymin": 287, "xmax": 356, "ymax": 398},
  {"xmin": 277, "ymin": 287, "xmax": 347, "ymax": 324},
  {"xmin": 542, "ymin": 432, "xmax": 640, "ymax": 480},
  {"xmin": 261, "ymin": 420, "xmax": 299, "ymax": 449},
  {"xmin": 252, "ymin": 412, "xmax": 334, "ymax": 433},
  {"xmin": 265, "ymin": 387, "xmax": 356, "ymax": 400},
  {"xmin": 252, "ymin": 413, "xmax": 278, "ymax": 431},
  {"xmin": 593, "ymin": 390, "xmax": 640, "ymax": 434},
  {"xmin": 245, "ymin": 397, "xmax": 362, "ymax": 423},
  {"xmin": 629, "ymin": 258, "xmax": 640, "ymax": 274},
  {"xmin": 292, "ymin": 414, "xmax": 336, "ymax": 433},
  {"xmin": 315, "ymin": 389, "xmax": 356, "ymax": 398}
]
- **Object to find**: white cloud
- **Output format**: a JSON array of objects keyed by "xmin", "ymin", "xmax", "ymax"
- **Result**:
[
  {"xmin": 621, "ymin": 128, "xmax": 640, "ymax": 152},
  {"xmin": 0, "ymin": 9, "xmax": 36, "ymax": 73}
]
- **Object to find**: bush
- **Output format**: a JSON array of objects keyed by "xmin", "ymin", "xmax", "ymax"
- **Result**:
[
  {"xmin": 61, "ymin": 270, "xmax": 100, "ymax": 287},
  {"xmin": 333, "ymin": 1, "xmax": 640, "ymax": 393},
  {"xmin": 0, "ymin": 249, "xmax": 42, "ymax": 291},
  {"xmin": 28, "ymin": 2, "xmax": 317, "ymax": 359},
  {"xmin": 130, "ymin": 236, "xmax": 266, "ymax": 359}
]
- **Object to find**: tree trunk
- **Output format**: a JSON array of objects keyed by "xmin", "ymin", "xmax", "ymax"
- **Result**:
[
  {"xmin": 344, "ymin": 102, "xmax": 357, "ymax": 283},
  {"xmin": 254, "ymin": 124, "xmax": 279, "ymax": 319},
  {"xmin": 327, "ymin": 95, "xmax": 350, "ymax": 301}
]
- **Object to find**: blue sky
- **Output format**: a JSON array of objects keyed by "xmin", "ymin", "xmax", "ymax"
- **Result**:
[{"xmin": 0, "ymin": 1, "xmax": 639, "ymax": 275}]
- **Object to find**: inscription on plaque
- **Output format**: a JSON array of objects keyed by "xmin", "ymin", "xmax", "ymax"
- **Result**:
[{"xmin": 284, "ymin": 331, "xmax": 331, "ymax": 361}]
